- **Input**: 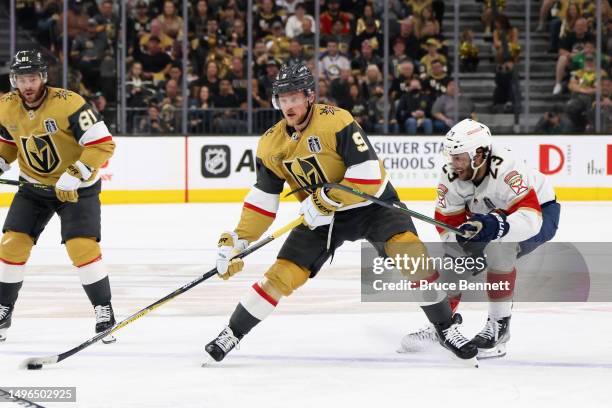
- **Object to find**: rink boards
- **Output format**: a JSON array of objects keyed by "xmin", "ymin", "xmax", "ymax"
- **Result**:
[{"xmin": 1, "ymin": 135, "xmax": 611, "ymax": 204}]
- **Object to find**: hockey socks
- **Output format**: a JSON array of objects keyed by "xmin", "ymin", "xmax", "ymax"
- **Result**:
[
  {"xmin": 77, "ymin": 257, "xmax": 111, "ymax": 306},
  {"xmin": 420, "ymin": 297, "xmax": 453, "ymax": 325},
  {"xmin": 0, "ymin": 259, "xmax": 25, "ymax": 306},
  {"xmin": 486, "ymin": 268, "xmax": 516, "ymax": 319},
  {"xmin": 229, "ymin": 282, "xmax": 278, "ymax": 338},
  {"xmin": 0, "ymin": 281, "xmax": 22, "ymax": 307}
]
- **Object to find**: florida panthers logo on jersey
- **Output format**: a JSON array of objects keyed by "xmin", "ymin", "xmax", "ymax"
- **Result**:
[
  {"xmin": 504, "ymin": 170, "xmax": 528, "ymax": 195},
  {"xmin": 283, "ymin": 155, "xmax": 329, "ymax": 194},
  {"xmin": 436, "ymin": 183, "xmax": 448, "ymax": 208},
  {"xmin": 20, "ymin": 134, "xmax": 61, "ymax": 174}
]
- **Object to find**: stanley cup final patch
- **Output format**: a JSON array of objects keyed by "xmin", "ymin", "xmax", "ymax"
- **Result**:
[
  {"xmin": 44, "ymin": 118, "xmax": 58, "ymax": 134},
  {"xmin": 504, "ymin": 170, "xmax": 528, "ymax": 195},
  {"xmin": 307, "ymin": 136, "xmax": 322, "ymax": 153}
]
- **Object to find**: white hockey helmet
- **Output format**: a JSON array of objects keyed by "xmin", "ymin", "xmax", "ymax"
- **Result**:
[{"xmin": 443, "ymin": 118, "xmax": 492, "ymax": 178}]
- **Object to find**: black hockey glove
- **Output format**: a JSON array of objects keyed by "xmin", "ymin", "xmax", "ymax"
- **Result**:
[{"xmin": 456, "ymin": 212, "xmax": 509, "ymax": 256}]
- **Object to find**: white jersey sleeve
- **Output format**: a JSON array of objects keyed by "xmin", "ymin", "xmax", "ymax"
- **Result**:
[
  {"xmin": 489, "ymin": 148, "xmax": 543, "ymax": 242},
  {"xmin": 434, "ymin": 164, "xmax": 468, "ymax": 243}
]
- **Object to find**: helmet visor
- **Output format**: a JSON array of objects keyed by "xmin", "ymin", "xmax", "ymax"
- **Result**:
[
  {"xmin": 10, "ymin": 72, "xmax": 47, "ymax": 89},
  {"xmin": 273, "ymin": 91, "xmax": 309, "ymax": 111}
]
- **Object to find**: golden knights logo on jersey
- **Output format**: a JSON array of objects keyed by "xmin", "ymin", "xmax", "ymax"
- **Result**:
[
  {"xmin": 283, "ymin": 155, "xmax": 329, "ymax": 194},
  {"xmin": 20, "ymin": 133, "xmax": 61, "ymax": 173}
]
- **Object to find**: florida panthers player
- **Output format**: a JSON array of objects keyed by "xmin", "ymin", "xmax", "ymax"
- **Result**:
[{"xmin": 399, "ymin": 118, "xmax": 560, "ymax": 358}]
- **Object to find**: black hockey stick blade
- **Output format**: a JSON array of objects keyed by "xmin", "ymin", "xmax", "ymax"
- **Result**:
[
  {"xmin": 285, "ymin": 182, "xmax": 467, "ymax": 237},
  {"xmin": 0, "ymin": 178, "xmax": 52, "ymax": 191},
  {"xmin": 19, "ymin": 216, "xmax": 304, "ymax": 370}
]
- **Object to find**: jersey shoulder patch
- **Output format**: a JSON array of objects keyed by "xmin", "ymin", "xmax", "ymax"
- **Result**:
[
  {"xmin": 0, "ymin": 91, "xmax": 19, "ymax": 105},
  {"xmin": 316, "ymin": 104, "xmax": 353, "ymax": 127},
  {"xmin": 47, "ymin": 87, "xmax": 86, "ymax": 114},
  {"xmin": 503, "ymin": 170, "xmax": 529, "ymax": 195},
  {"xmin": 436, "ymin": 183, "xmax": 449, "ymax": 208}
]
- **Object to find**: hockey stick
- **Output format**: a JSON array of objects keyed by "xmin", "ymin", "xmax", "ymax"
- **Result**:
[
  {"xmin": 287, "ymin": 182, "xmax": 468, "ymax": 237},
  {"xmin": 0, "ymin": 178, "xmax": 52, "ymax": 191},
  {"xmin": 19, "ymin": 216, "xmax": 304, "ymax": 370}
]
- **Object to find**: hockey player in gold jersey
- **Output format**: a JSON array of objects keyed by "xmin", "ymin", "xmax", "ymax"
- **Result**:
[
  {"xmin": 204, "ymin": 63, "xmax": 478, "ymax": 364},
  {"xmin": 0, "ymin": 50, "xmax": 116, "ymax": 343}
]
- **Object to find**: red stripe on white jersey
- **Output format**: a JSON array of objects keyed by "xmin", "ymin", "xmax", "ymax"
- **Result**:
[
  {"xmin": 84, "ymin": 136, "xmax": 113, "ymax": 146},
  {"xmin": 244, "ymin": 187, "xmax": 280, "ymax": 215},
  {"xmin": 435, "ymin": 209, "xmax": 467, "ymax": 234},
  {"xmin": 344, "ymin": 160, "xmax": 381, "ymax": 182},
  {"xmin": 79, "ymin": 121, "xmax": 112, "ymax": 146},
  {"xmin": 505, "ymin": 188, "xmax": 541, "ymax": 215},
  {"xmin": 0, "ymin": 138, "xmax": 16, "ymax": 146},
  {"xmin": 345, "ymin": 177, "xmax": 381, "ymax": 185},
  {"xmin": 244, "ymin": 202, "xmax": 276, "ymax": 218}
]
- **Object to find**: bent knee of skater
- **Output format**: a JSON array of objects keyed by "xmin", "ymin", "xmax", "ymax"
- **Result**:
[
  {"xmin": 264, "ymin": 259, "xmax": 310, "ymax": 297},
  {"xmin": 0, "ymin": 231, "xmax": 34, "ymax": 264},
  {"xmin": 384, "ymin": 231, "xmax": 437, "ymax": 281},
  {"xmin": 65, "ymin": 237, "xmax": 101, "ymax": 267}
]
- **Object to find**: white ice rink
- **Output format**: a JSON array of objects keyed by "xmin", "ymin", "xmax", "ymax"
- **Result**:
[{"xmin": 1, "ymin": 202, "xmax": 611, "ymax": 407}]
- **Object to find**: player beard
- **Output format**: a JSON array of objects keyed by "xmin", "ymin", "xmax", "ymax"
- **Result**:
[
  {"xmin": 285, "ymin": 109, "xmax": 304, "ymax": 127},
  {"xmin": 456, "ymin": 167, "xmax": 474, "ymax": 181},
  {"xmin": 20, "ymin": 86, "xmax": 46, "ymax": 107}
]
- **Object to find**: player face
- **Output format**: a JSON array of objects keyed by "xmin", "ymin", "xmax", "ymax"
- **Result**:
[
  {"xmin": 14, "ymin": 73, "xmax": 45, "ymax": 104},
  {"xmin": 449, "ymin": 153, "xmax": 474, "ymax": 181},
  {"xmin": 278, "ymin": 90, "xmax": 312, "ymax": 127}
]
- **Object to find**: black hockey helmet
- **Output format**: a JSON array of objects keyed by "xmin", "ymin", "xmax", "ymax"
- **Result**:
[
  {"xmin": 9, "ymin": 50, "xmax": 48, "ymax": 88},
  {"xmin": 272, "ymin": 63, "xmax": 315, "ymax": 109}
]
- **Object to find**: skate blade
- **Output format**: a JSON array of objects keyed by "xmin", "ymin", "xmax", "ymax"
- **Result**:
[
  {"xmin": 396, "ymin": 341, "xmax": 435, "ymax": 354},
  {"xmin": 0, "ymin": 328, "xmax": 7, "ymax": 342},
  {"xmin": 460, "ymin": 356, "xmax": 479, "ymax": 368},
  {"xmin": 476, "ymin": 343, "xmax": 506, "ymax": 360},
  {"xmin": 101, "ymin": 335, "xmax": 116, "ymax": 344},
  {"xmin": 441, "ymin": 344, "xmax": 479, "ymax": 367}
]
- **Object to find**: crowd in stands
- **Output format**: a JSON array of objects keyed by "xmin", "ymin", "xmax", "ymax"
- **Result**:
[
  {"xmin": 9, "ymin": 0, "xmax": 612, "ymax": 134},
  {"xmin": 538, "ymin": 0, "xmax": 611, "ymax": 132}
]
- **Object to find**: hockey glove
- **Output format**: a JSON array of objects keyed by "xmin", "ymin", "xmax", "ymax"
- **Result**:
[
  {"xmin": 0, "ymin": 157, "xmax": 10, "ymax": 176},
  {"xmin": 55, "ymin": 161, "xmax": 93, "ymax": 203},
  {"xmin": 300, "ymin": 188, "xmax": 342, "ymax": 229},
  {"xmin": 216, "ymin": 231, "xmax": 248, "ymax": 280},
  {"xmin": 456, "ymin": 212, "xmax": 509, "ymax": 255}
]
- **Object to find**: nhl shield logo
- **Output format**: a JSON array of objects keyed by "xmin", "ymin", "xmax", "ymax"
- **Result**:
[
  {"xmin": 307, "ymin": 136, "xmax": 322, "ymax": 153},
  {"xmin": 44, "ymin": 118, "xmax": 58, "ymax": 134},
  {"xmin": 201, "ymin": 145, "xmax": 231, "ymax": 178}
]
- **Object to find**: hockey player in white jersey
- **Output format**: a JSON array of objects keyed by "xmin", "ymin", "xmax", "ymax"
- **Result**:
[{"xmin": 398, "ymin": 118, "xmax": 560, "ymax": 358}]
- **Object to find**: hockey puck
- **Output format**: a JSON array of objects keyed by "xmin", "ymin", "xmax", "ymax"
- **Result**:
[{"xmin": 27, "ymin": 363, "xmax": 42, "ymax": 370}]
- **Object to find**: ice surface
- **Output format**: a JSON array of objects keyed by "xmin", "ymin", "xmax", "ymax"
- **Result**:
[{"xmin": 1, "ymin": 202, "xmax": 611, "ymax": 407}]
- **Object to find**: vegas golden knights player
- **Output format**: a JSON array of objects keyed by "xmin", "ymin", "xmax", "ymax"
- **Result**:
[
  {"xmin": 0, "ymin": 51, "xmax": 116, "ymax": 343},
  {"xmin": 204, "ymin": 63, "xmax": 478, "ymax": 364}
]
